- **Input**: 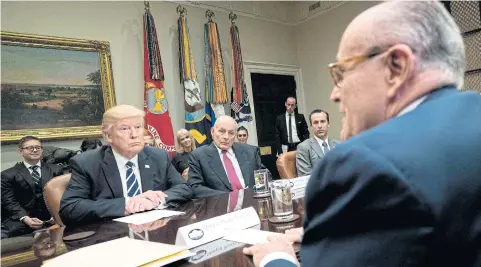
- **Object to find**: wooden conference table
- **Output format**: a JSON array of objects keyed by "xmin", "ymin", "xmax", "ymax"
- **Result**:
[{"xmin": 1, "ymin": 189, "xmax": 305, "ymax": 267}]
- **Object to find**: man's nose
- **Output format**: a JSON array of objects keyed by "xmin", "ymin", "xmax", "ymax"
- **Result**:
[{"xmin": 330, "ymin": 86, "xmax": 340, "ymax": 103}]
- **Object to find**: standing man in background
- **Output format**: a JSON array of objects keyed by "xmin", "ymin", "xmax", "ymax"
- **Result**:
[{"xmin": 275, "ymin": 97, "xmax": 309, "ymax": 155}]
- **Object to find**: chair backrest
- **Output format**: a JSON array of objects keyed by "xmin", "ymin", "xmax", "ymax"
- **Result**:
[
  {"xmin": 276, "ymin": 151, "xmax": 297, "ymax": 179},
  {"xmin": 43, "ymin": 174, "xmax": 71, "ymax": 227}
]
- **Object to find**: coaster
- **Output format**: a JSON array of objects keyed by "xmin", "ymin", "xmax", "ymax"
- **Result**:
[
  {"xmin": 253, "ymin": 192, "xmax": 271, "ymax": 198},
  {"xmin": 62, "ymin": 231, "xmax": 95, "ymax": 241},
  {"xmin": 268, "ymin": 214, "xmax": 300, "ymax": 224}
]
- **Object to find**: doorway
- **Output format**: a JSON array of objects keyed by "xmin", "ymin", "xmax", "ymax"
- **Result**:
[{"xmin": 251, "ymin": 73, "xmax": 297, "ymax": 179}]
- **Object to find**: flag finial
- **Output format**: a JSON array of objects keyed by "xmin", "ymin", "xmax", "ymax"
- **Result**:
[
  {"xmin": 177, "ymin": 5, "xmax": 186, "ymax": 16},
  {"xmin": 206, "ymin": 10, "xmax": 215, "ymax": 23},
  {"xmin": 229, "ymin": 12, "xmax": 237, "ymax": 24},
  {"xmin": 144, "ymin": 0, "xmax": 150, "ymax": 12}
]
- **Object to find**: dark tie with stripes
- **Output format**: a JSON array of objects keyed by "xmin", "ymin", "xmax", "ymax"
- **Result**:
[
  {"xmin": 126, "ymin": 161, "xmax": 140, "ymax": 197},
  {"xmin": 30, "ymin": 165, "xmax": 41, "ymax": 185}
]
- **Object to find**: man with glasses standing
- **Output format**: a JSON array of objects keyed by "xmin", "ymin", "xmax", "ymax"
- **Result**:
[
  {"xmin": 244, "ymin": 1, "xmax": 481, "ymax": 267},
  {"xmin": 1, "ymin": 136, "xmax": 63, "ymax": 238}
]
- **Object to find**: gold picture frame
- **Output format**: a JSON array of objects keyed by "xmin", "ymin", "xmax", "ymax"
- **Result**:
[{"xmin": 1, "ymin": 31, "xmax": 116, "ymax": 143}]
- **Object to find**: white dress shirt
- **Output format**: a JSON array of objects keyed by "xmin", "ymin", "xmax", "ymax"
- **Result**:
[
  {"xmin": 285, "ymin": 112, "xmax": 301, "ymax": 143},
  {"xmin": 227, "ymin": 189, "xmax": 245, "ymax": 212},
  {"xmin": 215, "ymin": 146, "xmax": 246, "ymax": 188},
  {"xmin": 24, "ymin": 161, "xmax": 41, "ymax": 176},
  {"xmin": 313, "ymin": 136, "xmax": 330, "ymax": 155},
  {"xmin": 112, "ymin": 149, "xmax": 143, "ymax": 200},
  {"xmin": 262, "ymin": 95, "xmax": 429, "ymax": 267}
]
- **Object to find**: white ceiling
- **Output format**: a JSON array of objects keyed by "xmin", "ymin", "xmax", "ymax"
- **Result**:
[{"xmin": 172, "ymin": 1, "xmax": 345, "ymax": 26}]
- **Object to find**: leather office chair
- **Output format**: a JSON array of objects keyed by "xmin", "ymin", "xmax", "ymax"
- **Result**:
[
  {"xmin": 44, "ymin": 174, "xmax": 71, "ymax": 227},
  {"xmin": 276, "ymin": 151, "xmax": 297, "ymax": 179}
]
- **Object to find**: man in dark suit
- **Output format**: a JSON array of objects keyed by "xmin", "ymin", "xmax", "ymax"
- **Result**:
[
  {"xmin": 244, "ymin": 2, "xmax": 481, "ymax": 267},
  {"xmin": 188, "ymin": 116, "xmax": 265, "ymax": 199},
  {"xmin": 296, "ymin": 109, "xmax": 340, "ymax": 176},
  {"xmin": 60, "ymin": 105, "xmax": 192, "ymax": 226},
  {"xmin": 1, "ymin": 136, "xmax": 63, "ymax": 238},
  {"xmin": 275, "ymin": 97, "xmax": 309, "ymax": 155}
]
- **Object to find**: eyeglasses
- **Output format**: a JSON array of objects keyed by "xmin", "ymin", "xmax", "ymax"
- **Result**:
[
  {"xmin": 21, "ymin": 146, "xmax": 43, "ymax": 152},
  {"xmin": 328, "ymin": 48, "xmax": 389, "ymax": 87}
]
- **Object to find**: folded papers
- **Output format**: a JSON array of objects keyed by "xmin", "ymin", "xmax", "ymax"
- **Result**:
[{"xmin": 43, "ymin": 237, "xmax": 194, "ymax": 267}]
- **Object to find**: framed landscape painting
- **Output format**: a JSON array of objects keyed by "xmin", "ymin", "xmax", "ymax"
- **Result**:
[{"xmin": 1, "ymin": 31, "xmax": 116, "ymax": 143}]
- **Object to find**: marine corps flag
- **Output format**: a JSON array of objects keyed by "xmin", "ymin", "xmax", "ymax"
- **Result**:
[
  {"xmin": 178, "ymin": 6, "xmax": 212, "ymax": 147},
  {"xmin": 143, "ymin": 2, "xmax": 175, "ymax": 154}
]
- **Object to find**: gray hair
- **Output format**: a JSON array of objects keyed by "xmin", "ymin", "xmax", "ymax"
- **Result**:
[{"xmin": 370, "ymin": 1, "xmax": 465, "ymax": 88}]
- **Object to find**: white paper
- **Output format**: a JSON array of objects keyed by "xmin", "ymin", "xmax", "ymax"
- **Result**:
[
  {"xmin": 42, "ymin": 237, "xmax": 192, "ymax": 267},
  {"xmin": 114, "ymin": 210, "xmax": 184, "ymax": 225},
  {"xmin": 222, "ymin": 229, "xmax": 283, "ymax": 245}
]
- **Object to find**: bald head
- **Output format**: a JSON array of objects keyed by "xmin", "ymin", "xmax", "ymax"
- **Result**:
[
  {"xmin": 330, "ymin": 1, "xmax": 465, "ymax": 141},
  {"xmin": 211, "ymin": 116, "xmax": 238, "ymax": 150}
]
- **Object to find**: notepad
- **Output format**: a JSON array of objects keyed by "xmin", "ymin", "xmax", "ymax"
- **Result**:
[
  {"xmin": 42, "ymin": 237, "xmax": 194, "ymax": 267},
  {"xmin": 114, "ymin": 210, "xmax": 184, "ymax": 225},
  {"xmin": 222, "ymin": 229, "xmax": 284, "ymax": 245}
]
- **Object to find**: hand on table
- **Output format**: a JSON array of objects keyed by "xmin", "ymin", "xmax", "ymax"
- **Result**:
[
  {"xmin": 23, "ymin": 217, "xmax": 44, "ymax": 229},
  {"xmin": 243, "ymin": 235, "xmax": 299, "ymax": 267},
  {"xmin": 284, "ymin": 227, "xmax": 303, "ymax": 243},
  {"xmin": 125, "ymin": 190, "xmax": 168, "ymax": 214}
]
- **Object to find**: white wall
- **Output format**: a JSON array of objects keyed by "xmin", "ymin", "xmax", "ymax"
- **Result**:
[
  {"xmin": 1, "ymin": 1, "xmax": 298, "ymax": 170},
  {"xmin": 294, "ymin": 1, "xmax": 378, "ymax": 140}
]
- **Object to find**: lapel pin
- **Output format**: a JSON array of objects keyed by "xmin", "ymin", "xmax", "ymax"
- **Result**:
[{"xmin": 145, "ymin": 165, "xmax": 150, "ymax": 168}]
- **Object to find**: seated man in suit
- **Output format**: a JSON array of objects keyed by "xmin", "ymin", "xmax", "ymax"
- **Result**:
[
  {"xmin": 1, "ymin": 136, "xmax": 63, "ymax": 238},
  {"xmin": 275, "ymin": 97, "xmax": 309, "ymax": 155},
  {"xmin": 245, "ymin": 2, "xmax": 481, "ymax": 267},
  {"xmin": 188, "ymin": 115, "xmax": 265, "ymax": 198},
  {"xmin": 60, "ymin": 105, "xmax": 192, "ymax": 226},
  {"xmin": 296, "ymin": 109, "xmax": 339, "ymax": 176}
]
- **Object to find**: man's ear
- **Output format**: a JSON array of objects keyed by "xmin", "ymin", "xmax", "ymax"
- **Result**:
[
  {"xmin": 103, "ymin": 132, "xmax": 112, "ymax": 144},
  {"xmin": 385, "ymin": 44, "xmax": 414, "ymax": 99}
]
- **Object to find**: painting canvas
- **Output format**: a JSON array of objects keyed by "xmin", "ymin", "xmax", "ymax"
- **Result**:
[{"xmin": 1, "ymin": 31, "xmax": 116, "ymax": 142}]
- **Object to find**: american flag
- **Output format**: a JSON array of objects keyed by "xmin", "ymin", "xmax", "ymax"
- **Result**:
[{"xmin": 231, "ymin": 102, "xmax": 243, "ymax": 113}]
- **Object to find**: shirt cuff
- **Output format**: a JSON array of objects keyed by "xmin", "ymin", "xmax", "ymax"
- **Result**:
[
  {"xmin": 260, "ymin": 252, "xmax": 298, "ymax": 267},
  {"xmin": 20, "ymin": 216, "xmax": 27, "ymax": 222}
]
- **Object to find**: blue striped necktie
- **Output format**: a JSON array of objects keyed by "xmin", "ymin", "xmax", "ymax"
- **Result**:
[
  {"xmin": 30, "ymin": 165, "xmax": 41, "ymax": 185},
  {"xmin": 126, "ymin": 161, "xmax": 140, "ymax": 197}
]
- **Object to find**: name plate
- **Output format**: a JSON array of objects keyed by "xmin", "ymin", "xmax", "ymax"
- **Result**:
[
  {"xmin": 175, "ymin": 207, "xmax": 260, "ymax": 249},
  {"xmin": 286, "ymin": 176, "xmax": 309, "ymax": 199},
  {"xmin": 189, "ymin": 239, "xmax": 244, "ymax": 264}
]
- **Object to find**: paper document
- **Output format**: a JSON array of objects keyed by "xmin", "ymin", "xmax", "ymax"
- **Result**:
[
  {"xmin": 42, "ymin": 237, "xmax": 193, "ymax": 267},
  {"xmin": 223, "ymin": 229, "xmax": 284, "ymax": 245},
  {"xmin": 114, "ymin": 210, "xmax": 184, "ymax": 225}
]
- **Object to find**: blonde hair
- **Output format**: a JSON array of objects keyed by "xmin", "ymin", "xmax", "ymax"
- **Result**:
[
  {"xmin": 176, "ymin": 129, "xmax": 196, "ymax": 153},
  {"xmin": 101, "ymin": 105, "xmax": 145, "ymax": 135}
]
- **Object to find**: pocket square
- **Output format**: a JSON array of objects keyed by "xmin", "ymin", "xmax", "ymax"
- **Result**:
[{"xmin": 145, "ymin": 165, "xmax": 150, "ymax": 168}]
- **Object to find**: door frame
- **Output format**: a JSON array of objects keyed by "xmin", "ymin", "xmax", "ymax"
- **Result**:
[{"xmin": 243, "ymin": 61, "xmax": 305, "ymax": 146}]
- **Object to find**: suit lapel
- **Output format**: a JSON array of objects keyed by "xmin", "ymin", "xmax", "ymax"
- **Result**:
[
  {"xmin": 310, "ymin": 138, "xmax": 324, "ymax": 157},
  {"xmin": 207, "ymin": 144, "xmax": 232, "ymax": 190},
  {"xmin": 40, "ymin": 164, "xmax": 53, "ymax": 189},
  {"xmin": 16, "ymin": 163, "xmax": 35, "ymax": 195},
  {"xmin": 232, "ymin": 144, "xmax": 251, "ymax": 188},
  {"xmin": 101, "ymin": 147, "xmax": 124, "ymax": 198},
  {"xmin": 138, "ymin": 150, "xmax": 153, "ymax": 192},
  {"xmin": 328, "ymin": 139, "xmax": 337, "ymax": 150}
]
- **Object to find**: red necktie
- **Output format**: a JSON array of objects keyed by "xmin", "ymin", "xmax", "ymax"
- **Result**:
[
  {"xmin": 222, "ymin": 150, "xmax": 243, "ymax": 191},
  {"xmin": 228, "ymin": 190, "xmax": 239, "ymax": 212}
]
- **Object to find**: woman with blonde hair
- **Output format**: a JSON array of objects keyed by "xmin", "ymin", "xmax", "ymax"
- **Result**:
[{"xmin": 171, "ymin": 129, "xmax": 196, "ymax": 179}]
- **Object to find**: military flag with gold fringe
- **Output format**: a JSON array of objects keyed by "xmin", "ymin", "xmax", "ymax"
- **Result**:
[
  {"xmin": 178, "ymin": 6, "xmax": 212, "ymax": 147},
  {"xmin": 143, "ymin": 2, "xmax": 176, "ymax": 154},
  {"xmin": 229, "ymin": 13, "xmax": 254, "ymax": 136},
  {"xmin": 204, "ymin": 10, "xmax": 228, "ymax": 122}
]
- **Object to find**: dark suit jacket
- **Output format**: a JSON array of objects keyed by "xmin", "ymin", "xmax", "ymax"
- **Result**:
[
  {"xmin": 275, "ymin": 113, "xmax": 309, "ymax": 154},
  {"xmin": 293, "ymin": 88, "xmax": 481, "ymax": 267},
  {"xmin": 1, "ymin": 162, "xmax": 63, "ymax": 223},
  {"xmin": 188, "ymin": 143, "xmax": 265, "ymax": 198},
  {"xmin": 59, "ymin": 146, "xmax": 193, "ymax": 226}
]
